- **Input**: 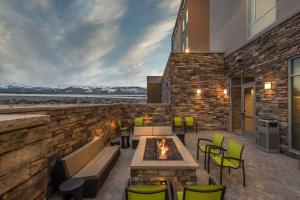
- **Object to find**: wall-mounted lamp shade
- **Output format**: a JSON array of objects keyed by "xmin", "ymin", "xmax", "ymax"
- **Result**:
[
  {"xmin": 264, "ymin": 82, "xmax": 272, "ymax": 90},
  {"xmin": 224, "ymin": 89, "xmax": 228, "ymax": 95},
  {"xmin": 251, "ymin": 89, "xmax": 254, "ymax": 94},
  {"xmin": 196, "ymin": 89, "xmax": 201, "ymax": 94},
  {"xmin": 185, "ymin": 48, "xmax": 190, "ymax": 53}
]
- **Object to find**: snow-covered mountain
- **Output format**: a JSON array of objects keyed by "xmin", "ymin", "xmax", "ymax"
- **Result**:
[{"xmin": 0, "ymin": 82, "xmax": 146, "ymax": 95}]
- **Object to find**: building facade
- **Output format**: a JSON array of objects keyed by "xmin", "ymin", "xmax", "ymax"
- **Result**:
[
  {"xmin": 171, "ymin": 0, "xmax": 210, "ymax": 53},
  {"xmin": 150, "ymin": 0, "xmax": 300, "ymax": 158}
]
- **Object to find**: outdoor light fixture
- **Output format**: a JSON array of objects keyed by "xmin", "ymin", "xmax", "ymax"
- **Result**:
[
  {"xmin": 185, "ymin": 48, "xmax": 190, "ymax": 53},
  {"xmin": 224, "ymin": 89, "xmax": 228, "ymax": 95},
  {"xmin": 196, "ymin": 89, "xmax": 201, "ymax": 94},
  {"xmin": 251, "ymin": 89, "xmax": 254, "ymax": 94},
  {"xmin": 264, "ymin": 82, "xmax": 272, "ymax": 90}
]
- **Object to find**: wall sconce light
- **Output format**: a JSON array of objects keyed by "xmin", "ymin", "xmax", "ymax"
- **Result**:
[
  {"xmin": 196, "ymin": 89, "xmax": 201, "ymax": 94},
  {"xmin": 223, "ymin": 89, "xmax": 228, "ymax": 95},
  {"xmin": 251, "ymin": 89, "xmax": 254, "ymax": 94},
  {"xmin": 185, "ymin": 48, "xmax": 190, "ymax": 53},
  {"xmin": 264, "ymin": 82, "xmax": 272, "ymax": 90}
]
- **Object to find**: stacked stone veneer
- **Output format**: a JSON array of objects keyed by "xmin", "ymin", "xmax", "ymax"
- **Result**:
[
  {"xmin": 0, "ymin": 103, "xmax": 172, "ymax": 198},
  {"xmin": 130, "ymin": 169, "xmax": 197, "ymax": 187},
  {"xmin": 162, "ymin": 53, "xmax": 229, "ymax": 130},
  {"xmin": 225, "ymin": 12, "xmax": 300, "ymax": 158},
  {"xmin": 0, "ymin": 115, "xmax": 50, "ymax": 200}
]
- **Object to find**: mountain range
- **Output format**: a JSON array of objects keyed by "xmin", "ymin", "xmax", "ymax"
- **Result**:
[{"xmin": 0, "ymin": 82, "xmax": 146, "ymax": 95}]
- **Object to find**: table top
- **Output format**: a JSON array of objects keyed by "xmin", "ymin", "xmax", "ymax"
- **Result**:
[{"xmin": 59, "ymin": 178, "xmax": 85, "ymax": 192}]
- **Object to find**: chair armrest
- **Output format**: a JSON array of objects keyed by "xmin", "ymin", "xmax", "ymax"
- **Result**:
[
  {"xmin": 207, "ymin": 145, "xmax": 226, "ymax": 152},
  {"xmin": 197, "ymin": 138, "xmax": 212, "ymax": 147},
  {"xmin": 221, "ymin": 156, "xmax": 244, "ymax": 162},
  {"xmin": 198, "ymin": 138, "xmax": 213, "ymax": 142}
]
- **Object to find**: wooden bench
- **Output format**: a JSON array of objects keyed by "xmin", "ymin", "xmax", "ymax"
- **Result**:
[{"xmin": 52, "ymin": 138, "xmax": 120, "ymax": 198}]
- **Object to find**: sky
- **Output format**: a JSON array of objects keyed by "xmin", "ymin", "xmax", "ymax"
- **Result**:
[{"xmin": 0, "ymin": 0, "xmax": 181, "ymax": 87}]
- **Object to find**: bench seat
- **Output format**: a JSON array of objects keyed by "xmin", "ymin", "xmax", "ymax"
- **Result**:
[
  {"xmin": 73, "ymin": 146, "xmax": 120, "ymax": 180},
  {"xmin": 51, "ymin": 138, "xmax": 120, "ymax": 198}
]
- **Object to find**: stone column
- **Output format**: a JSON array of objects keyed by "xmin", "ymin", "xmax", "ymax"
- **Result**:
[{"xmin": 0, "ymin": 115, "xmax": 50, "ymax": 200}]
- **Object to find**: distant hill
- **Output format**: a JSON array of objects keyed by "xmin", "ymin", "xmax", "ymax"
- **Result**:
[{"xmin": 0, "ymin": 82, "xmax": 146, "ymax": 95}]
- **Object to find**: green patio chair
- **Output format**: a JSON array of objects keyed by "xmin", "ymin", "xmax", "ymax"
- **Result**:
[
  {"xmin": 197, "ymin": 134, "xmax": 224, "ymax": 170},
  {"xmin": 118, "ymin": 120, "xmax": 129, "ymax": 134},
  {"xmin": 184, "ymin": 117, "xmax": 197, "ymax": 133},
  {"xmin": 134, "ymin": 117, "xmax": 143, "ymax": 127},
  {"xmin": 207, "ymin": 139, "xmax": 245, "ymax": 187},
  {"xmin": 172, "ymin": 177, "xmax": 226, "ymax": 200},
  {"xmin": 124, "ymin": 179, "xmax": 172, "ymax": 200},
  {"xmin": 173, "ymin": 116, "xmax": 184, "ymax": 132}
]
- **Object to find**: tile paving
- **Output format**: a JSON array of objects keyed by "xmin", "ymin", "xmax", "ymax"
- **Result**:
[{"xmin": 51, "ymin": 131, "xmax": 300, "ymax": 200}]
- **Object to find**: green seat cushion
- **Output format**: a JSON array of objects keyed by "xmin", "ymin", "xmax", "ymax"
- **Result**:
[
  {"xmin": 174, "ymin": 117, "xmax": 183, "ymax": 126},
  {"xmin": 185, "ymin": 117, "xmax": 194, "ymax": 126},
  {"xmin": 199, "ymin": 144, "xmax": 219, "ymax": 154},
  {"xmin": 177, "ymin": 185, "xmax": 224, "ymax": 200},
  {"xmin": 127, "ymin": 185, "xmax": 167, "ymax": 200},
  {"xmin": 120, "ymin": 126, "xmax": 128, "ymax": 131},
  {"xmin": 135, "ymin": 117, "xmax": 143, "ymax": 126},
  {"xmin": 211, "ymin": 156, "xmax": 239, "ymax": 168}
]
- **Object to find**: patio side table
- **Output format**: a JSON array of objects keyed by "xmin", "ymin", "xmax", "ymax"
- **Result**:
[
  {"xmin": 121, "ymin": 132, "xmax": 130, "ymax": 148},
  {"xmin": 59, "ymin": 178, "xmax": 84, "ymax": 200}
]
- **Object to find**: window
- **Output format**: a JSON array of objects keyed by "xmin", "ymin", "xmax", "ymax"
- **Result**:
[
  {"xmin": 182, "ymin": 9, "xmax": 188, "ymax": 32},
  {"xmin": 289, "ymin": 57, "xmax": 300, "ymax": 152},
  {"xmin": 248, "ymin": 0, "xmax": 276, "ymax": 38},
  {"xmin": 182, "ymin": 35, "xmax": 188, "ymax": 51}
]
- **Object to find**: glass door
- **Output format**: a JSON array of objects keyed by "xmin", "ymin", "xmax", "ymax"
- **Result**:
[
  {"xmin": 289, "ymin": 57, "xmax": 300, "ymax": 152},
  {"xmin": 242, "ymin": 83, "xmax": 255, "ymax": 137}
]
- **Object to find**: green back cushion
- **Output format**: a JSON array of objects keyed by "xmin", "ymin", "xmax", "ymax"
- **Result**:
[
  {"xmin": 185, "ymin": 117, "xmax": 194, "ymax": 126},
  {"xmin": 184, "ymin": 185, "xmax": 224, "ymax": 200},
  {"xmin": 135, "ymin": 117, "xmax": 143, "ymax": 126},
  {"xmin": 127, "ymin": 186, "xmax": 166, "ymax": 200},
  {"xmin": 212, "ymin": 134, "xmax": 224, "ymax": 147},
  {"xmin": 174, "ymin": 117, "xmax": 183, "ymax": 126},
  {"xmin": 226, "ymin": 140, "xmax": 243, "ymax": 165}
]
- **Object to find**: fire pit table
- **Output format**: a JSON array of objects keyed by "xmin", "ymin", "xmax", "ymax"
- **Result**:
[{"xmin": 130, "ymin": 136, "xmax": 198, "ymax": 187}]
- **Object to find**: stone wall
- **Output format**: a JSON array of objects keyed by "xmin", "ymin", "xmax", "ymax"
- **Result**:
[
  {"xmin": 162, "ymin": 53, "xmax": 229, "ymax": 130},
  {"xmin": 0, "ymin": 115, "xmax": 50, "ymax": 200},
  {"xmin": 120, "ymin": 104, "xmax": 172, "ymax": 126},
  {"xmin": 225, "ymin": 12, "xmax": 300, "ymax": 158},
  {"xmin": 0, "ymin": 103, "xmax": 172, "ymax": 197}
]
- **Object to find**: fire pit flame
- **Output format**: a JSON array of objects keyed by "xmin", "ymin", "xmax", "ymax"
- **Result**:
[{"xmin": 157, "ymin": 138, "xmax": 169, "ymax": 160}]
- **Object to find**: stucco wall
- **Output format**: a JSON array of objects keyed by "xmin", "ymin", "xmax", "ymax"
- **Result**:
[{"xmin": 210, "ymin": 0, "xmax": 300, "ymax": 55}]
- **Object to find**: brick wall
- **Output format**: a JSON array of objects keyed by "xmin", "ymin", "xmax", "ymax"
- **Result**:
[
  {"xmin": 0, "ymin": 115, "xmax": 50, "ymax": 200},
  {"xmin": 162, "ymin": 53, "xmax": 229, "ymax": 130},
  {"xmin": 224, "ymin": 12, "xmax": 300, "ymax": 158}
]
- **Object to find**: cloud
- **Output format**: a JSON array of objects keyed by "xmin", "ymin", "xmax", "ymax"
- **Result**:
[
  {"xmin": 158, "ymin": 0, "xmax": 181, "ymax": 13},
  {"xmin": 0, "ymin": 0, "xmax": 127, "ymax": 86},
  {"xmin": 101, "ymin": 17, "xmax": 175, "ymax": 86}
]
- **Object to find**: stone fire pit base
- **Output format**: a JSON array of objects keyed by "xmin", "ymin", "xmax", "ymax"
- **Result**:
[{"xmin": 130, "ymin": 136, "xmax": 199, "ymax": 187}]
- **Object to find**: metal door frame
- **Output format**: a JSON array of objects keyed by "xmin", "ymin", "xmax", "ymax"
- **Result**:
[{"xmin": 242, "ymin": 82, "xmax": 256, "ymax": 138}]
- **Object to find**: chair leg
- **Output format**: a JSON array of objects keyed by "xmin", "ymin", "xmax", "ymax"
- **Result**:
[
  {"xmin": 207, "ymin": 156, "xmax": 210, "ymax": 173},
  {"xmin": 204, "ymin": 152, "xmax": 207, "ymax": 170},
  {"xmin": 242, "ymin": 162, "xmax": 246, "ymax": 187},
  {"xmin": 220, "ymin": 166, "xmax": 223, "ymax": 184},
  {"xmin": 228, "ymin": 168, "xmax": 231, "ymax": 174}
]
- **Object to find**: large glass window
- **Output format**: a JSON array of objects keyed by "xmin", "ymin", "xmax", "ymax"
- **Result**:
[
  {"xmin": 290, "ymin": 58, "xmax": 300, "ymax": 151},
  {"xmin": 182, "ymin": 9, "xmax": 188, "ymax": 32},
  {"xmin": 248, "ymin": 0, "xmax": 276, "ymax": 38}
]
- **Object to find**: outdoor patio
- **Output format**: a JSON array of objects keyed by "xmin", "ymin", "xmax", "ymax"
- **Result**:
[{"xmin": 50, "ymin": 131, "xmax": 300, "ymax": 200}]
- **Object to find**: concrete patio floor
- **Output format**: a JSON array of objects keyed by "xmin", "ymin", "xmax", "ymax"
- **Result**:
[{"xmin": 52, "ymin": 131, "xmax": 300, "ymax": 200}]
